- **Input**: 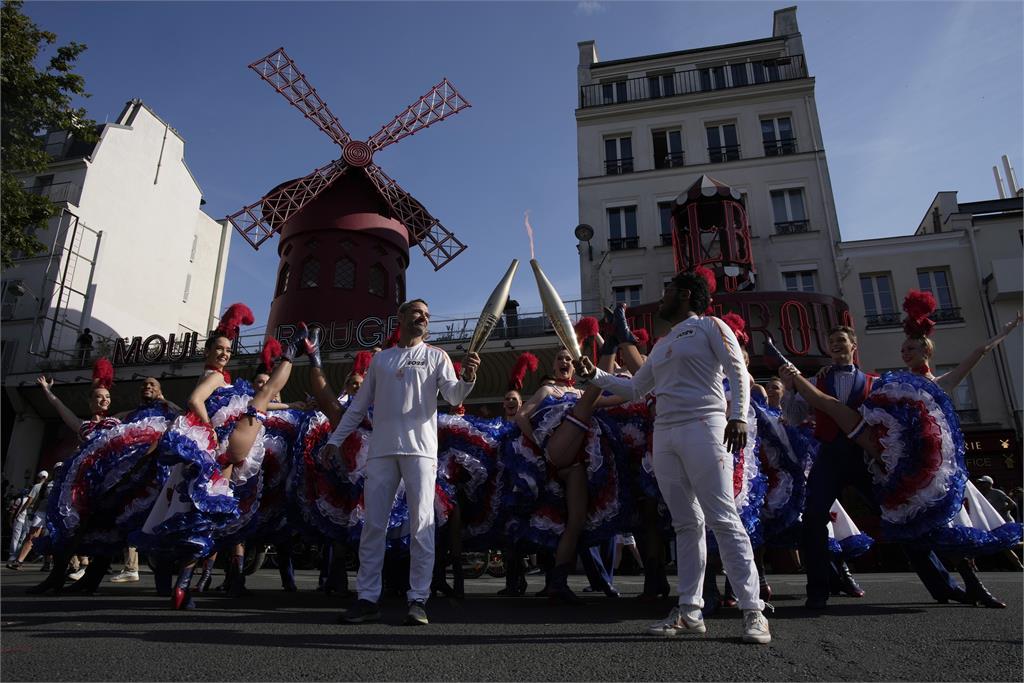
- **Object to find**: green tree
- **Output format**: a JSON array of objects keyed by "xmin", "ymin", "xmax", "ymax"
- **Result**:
[{"xmin": 1, "ymin": 0, "xmax": 95, "ymax": 268}]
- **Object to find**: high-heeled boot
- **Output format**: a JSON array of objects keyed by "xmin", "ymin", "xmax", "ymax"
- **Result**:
[
  {"xmin": 67, "ymin": 556, "xmax": 111, "ymax": 594},
  {"xmin": 196, "ymin": 561, "xmax": 214, "ymax": 593},
  {"xmin": 759, "ymin": 572, "xmax": 773, "ymax": 601},
  {"xmin": 26, "ymin": 551, "xmax": 72, "ymax": 595},
  {"xmin": 227, "ymin": 555, "xmax": 249, "ymax": 598},
  {"xmin": 172, "ymin": 566, "xmax": 196, "ymax": 610},
  {"xmin": 613, "ymin": 304, "xmax": 639, "ymax": 345},
  {"xmin": 452, "ymin": 558, "xmax": 465, "ymax": 599},
  {"xmin": 548, "ymin": 563, "xmax": 583, "ymax": 605},
  {"xmin": 300, "ymin": 323, "xmax": 322, "ymax": 369},
  {"xmin": 960, "ymin": 558, "xmax": 1006, "ymax": 608},
  {"xmin": 829, "ymin": 558, "xmax": 864, "ymax": 598},
  {"xmin": 277, "ymin": 548, "xmax": 297, "ymax": 592}
]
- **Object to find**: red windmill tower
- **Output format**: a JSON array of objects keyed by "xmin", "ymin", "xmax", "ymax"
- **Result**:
[{"xmin": 226, "ymin": 48, "xmax": 471, "ymax": 346}]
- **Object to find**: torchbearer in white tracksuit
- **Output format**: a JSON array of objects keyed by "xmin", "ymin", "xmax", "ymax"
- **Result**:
[
  {"xmin": 327, "ymin": 298, "xmax": 480, "ymax": 626},
  {"xmin": 575, "ymin": 269, "xmax": 772, "ymax": 644}
]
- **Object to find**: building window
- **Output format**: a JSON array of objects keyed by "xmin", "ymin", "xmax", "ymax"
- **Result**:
[
  {"xmin": 333, "ymin": 257, "xmax": 355, "ymax": 289},
  {"xmin": 706, "ymin": 123, "xmax": 739, "ymax": 163},
  {"xmin": 604, "ymin": 136, "xmax": 633, "ymax": 175},
  {"xmin": 752, "ymin": 59, "xmax": 782, "ymax": 84},
  {"xmin": 657, "ymin": 201, "xmax": 674, "ymax": 246},
  {"xmin": 607, "ymin": 206, "xmax": 638, "ymax": 250},
  {"xmin": 770, "ymin": 188, "xmax": 808, "ymax": 233},
  {"xmin": 275, "ymin": 263, "xmax": 290, "ymax": 297},
  {"xmin": 368, "ymin": 263, "xmax": 387, "ymax": 298},
  {"xmin": 1, "ymin": 280, "xmax": 21, "ymax": 320},
  {"xmin": 395, "ymin": 274, "xmax": 405, "ymax": 306},
  {"xmin": 782, "ymin": 270, "xmax": 817, "ymax": 292},
  {"xmin": 761, "ymin": 116, "xmax": 796, "ymax": 156},
  {"xmin": 917, "ymin": 268, "xmax": 962, "ymax": 322},
  {"xmin": 182, "ymin": 274, "xmax": 191, "ymax": 303},
  {"xmin": 300, "ymin": 257, "xmax": 320, "ymax": 289},
  {"xmin": 936, "ymin": 363, "xmax": 979, "ymax": 422},
  {"xmin": 699, "ymin": 65, "xmax": 727, "ymax": 91},
  {"xmin": 647, "ymin": 72, "xmax": 675, "ymax": 98},
  {"xmin": 613, "ymin": 285, "xmax": 643, "ymax": 307},
  {"xmin": 652, "ymin": 129, "xmax": 684, "ymax": 169},
  {"xmin": 601, "ymin": 80, "xmax": 627, "ymax": 105},
  {"xmin": 860, "ymin": 273, "xmax": 899, "ymax": 327},
  {"xmin": 189, "ymin": 235, "xmax": 198, "ymax": 262}
]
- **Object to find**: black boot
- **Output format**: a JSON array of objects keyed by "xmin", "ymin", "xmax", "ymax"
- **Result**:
[
  {"xmin": 452, "ymin": 559, "xmax": 465, "ymax": 599},
  {"xmin": 278, "ymin": 549, "xmax": 297, "ymax": 592},
  {"xmin": 722, "ymin": 576, "xmax": 738, "ymax": 608},
  {"xmin": 498, "ymin": 550, "xmax": 527, "ymax": 596},
  {"xmin": 26, "ymin": 552, "xmax": 72, "ymax": 595},
  {"xmin": 196, "ymin": 562, "xmax": 214, "ymax": 593},
  {"xmin": 300, "ymin": 323, "xmax": 322, "ymax": 369},
  {"xmin": 67, "ymin": 556, "xmax": 111, "ymax": 594},
  {"xmin": 548, "ymin": 563, "xmax": 583, "ymax": 605},
  {"xmin": 227, "ymin": 555, "xmax": 250, "ymax": 598},
  {"xmin": 960, "ymin": 558, "xmax": 1006, "ymax": 608},
  {"xmin": 172, "ymin": 566, "xmax": 196, "ymax": 610},
  {"xmin": 613, "ymin": 304, "xmax": 639, "ymax": 345},
  {"xmin": 829, "ymin": 558, "xmax": 864, "ymax": 598},
  {"xmin": 216, "ymin": 556, "xmax": 237, "ymax": 593}
]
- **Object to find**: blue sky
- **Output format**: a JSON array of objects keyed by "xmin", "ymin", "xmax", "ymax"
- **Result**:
[{"xmin": 22, "ymin": 1, "xmax": 1024, "ymax": 331}]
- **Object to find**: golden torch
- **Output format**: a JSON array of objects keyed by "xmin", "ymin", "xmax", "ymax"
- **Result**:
[
  {"xmin": 530, "ymin": 259, "xmax": 581, "ymax": 361},
  {"xmin": 467, "ymin": 259, "xmax": 519, "ymax": 355}
]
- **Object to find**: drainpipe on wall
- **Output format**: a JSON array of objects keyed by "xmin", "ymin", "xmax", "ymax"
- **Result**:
[
  {"xmin": 804, "ymin": 95, "xmax": 843, "ymax": 298},
  {"xmin": 966, "ymin": 223, "xmax": 1019, "ymax": 433}
]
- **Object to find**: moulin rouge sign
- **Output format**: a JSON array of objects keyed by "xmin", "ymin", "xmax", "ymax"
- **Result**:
[{"xmin": 111, "ymin": 316, "xmax": 399, "ymax": 366}]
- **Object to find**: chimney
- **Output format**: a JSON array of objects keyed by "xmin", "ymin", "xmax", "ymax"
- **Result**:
[
  {"xmin": 578, "ymin": 40, "xmax": 598, "ymax": 66},
  {"xmin": 993, "ymin": 166, "xmax": 1007, "ymax": 199},
  {"xmin": 1002, "ymin": 155, "xmax": 1020, "ymax": 196},
  {"xmin": 773, "ymin": 6, "xmax": 799, "ymax": 37}
]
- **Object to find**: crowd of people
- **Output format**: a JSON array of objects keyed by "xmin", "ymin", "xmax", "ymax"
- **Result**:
[{"xmin": 4, "ymin": 269, "xmax": 1022, "ymax": 647}]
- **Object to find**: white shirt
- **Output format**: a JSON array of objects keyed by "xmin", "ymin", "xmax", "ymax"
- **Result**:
[
  {"xmin": 326, "ymin": 342, "xmax": 475, "ymax": 459},
  {"xmin": 590, "ymin": 315, "xmax": 749, "ymax": 428}
]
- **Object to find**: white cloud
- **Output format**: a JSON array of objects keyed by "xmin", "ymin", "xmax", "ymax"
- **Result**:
[{"xmin": 576, "ymin": 1, "xmax": 608, "ymax": 17}]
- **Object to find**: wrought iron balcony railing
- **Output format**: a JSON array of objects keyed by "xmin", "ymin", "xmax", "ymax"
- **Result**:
[
  {"xmin": 608, "ymin": 237, "xmax": 640, "ymax": 251},
  {"xmin": 655, "ymin": 151, "xmax": 686, "ymax": 170},
  {"xmin": 774, "ymin": 220, "xmax": 810, "ymax": 235},
  {"xmin": 604, "ymin": 157, "xmax": 634, "ymax": 175},
  {"xmin": 763, "ymin": 138, "xmax": 798, "ymax": 156},
  {"xmin": 580, "ymin": 55, "xmax": 808, "ymax": 109},
  {"xmin": 26, "ymin": 181, "xmax": 82, "ymax": 205},
  {"xmin": 708, "ymin": 145, "xmax": 741, "ymax": 163},
  {"xmin": 932, "ymin": 307, "xmax": 964, "ymax": 323},
  {"xmin": 864, "ymin": 312, "xmax": 901, "ymax": 328}
]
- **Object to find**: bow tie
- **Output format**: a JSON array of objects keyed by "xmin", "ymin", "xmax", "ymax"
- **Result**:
[{"xmin": 832, "ymin": 364, "xmax": 856, "ymax": 373}]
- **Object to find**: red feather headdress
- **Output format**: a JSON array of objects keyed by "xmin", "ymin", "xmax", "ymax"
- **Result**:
[
  {"xmin": 215, "ymin": 303, "xmax": 254, "ymax": 341},
  {"xmin": 902, "ymin": 289, "xmax": 937, "ymax": 338},
  {"xmin": 261, "ymin": 338, "xmax": 282, "ymax": 374},
  {"xmin": 721, "ymin": 312, "xmax": 750, "ymax": 347},
  {"xmin": 574, "ymin": 316, "xmax": 600, "ymax": 341},
  {"xmin": 352, "ymin": 351, "xmax": 373, "ymax": 377},
  {"xmin": 384, "ymin": 327, "xmax": 401, "ymax": 349},
  {"xmin": 508, "ymin": 352, "xmax": 539, "ymax": 391},
  {"xmin": 633, "ymin": 328, "xmax": 650, "ymax": 349},
  {"xmin": 92, "ymin": 357, "xmax": 114, "ymax": 390},
  {"xmin": 694, "ymin": 266, "xmax": 718, "ymax": 295}
]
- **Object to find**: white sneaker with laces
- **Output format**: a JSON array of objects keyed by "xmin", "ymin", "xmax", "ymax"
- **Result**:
[
  {"xmin": 742, "ymin": 609, "xmax": 771, "ymax": 644},
  {"xmin": 68, "ymin": 568, "xmax": 86, "ymax": 581},
  {"xmin": 645, "ymin": 606, "xmax": 706, "ymax": 636},
  {"xmin": 111, "ymin": 570, "xmax": 140, "ymax": 583}
]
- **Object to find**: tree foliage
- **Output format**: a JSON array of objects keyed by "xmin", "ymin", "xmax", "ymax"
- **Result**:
[{"xmin": 1, "ymin": 0, "xmax": 96, "ymax": 268}]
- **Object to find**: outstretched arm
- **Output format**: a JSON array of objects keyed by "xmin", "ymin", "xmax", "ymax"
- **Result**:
[
  {"xmin": 938, "ymin": 311, "xmax": 1022, "ymax": 394},
  {"xmin": 36, "ymin": 376, "xmax": 84, "ymax": 433}
]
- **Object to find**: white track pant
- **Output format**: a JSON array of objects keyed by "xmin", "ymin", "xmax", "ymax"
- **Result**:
[
  {"xmin": 356, "ymin": 454, "xmax": 437, "ymax": 604},
  {"xmin": 653, "ymin": 415, "xmax": 764, "ymax": 612}
]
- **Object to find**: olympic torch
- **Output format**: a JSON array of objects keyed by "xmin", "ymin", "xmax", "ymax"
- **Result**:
[
  {"xmin": 530, "ymin": 259, "xmax": 581, "ymax": 361},
  {"xmin": 467, "ymin": 259, "xmax": 519, "ymax": 355}
]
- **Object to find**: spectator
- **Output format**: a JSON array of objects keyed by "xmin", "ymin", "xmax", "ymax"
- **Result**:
[
  {"xmin": 976, "ymin": 476, "xmax": 1015, "ymax": 522},
  {"xmin": 7, "ymin": 487, "xmax": 30, "ymax": 560},
  {"xmin": 6, "ymin": 470, "xmax": 52, "ymax": 569},
  {"xmin": 76, "ymin": 328, "xmax": 94, "ymax": 367}
]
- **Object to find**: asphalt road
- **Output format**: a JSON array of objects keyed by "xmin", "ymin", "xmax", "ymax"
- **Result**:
[{"xmin": 2, "ymin": 568, "xmax": 1021, "ymax": 681}]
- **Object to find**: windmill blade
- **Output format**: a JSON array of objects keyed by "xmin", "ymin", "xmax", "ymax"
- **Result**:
[
  {"xmin": 249, "ymin": 47, "xmax": 352, "ymax": 148},
  {"xmin": 367, "ymin": 78, "xmax": 471, "ymax": 153},
  {"xmin": 226, "ymin": 159, "xmax": 349, "ymax": 249},
  {"xmin": 363, "ymin": 164, "xmax": 467, "ymax": 270}
]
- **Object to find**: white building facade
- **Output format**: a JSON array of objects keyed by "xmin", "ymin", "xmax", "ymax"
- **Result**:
[
  {"xmin": 1, "ymin": 99, "xmax": 230, "ymax": 485},
  {"xmin": 576, "ymin": 7, "xmax": 844, "ymax": 312}
]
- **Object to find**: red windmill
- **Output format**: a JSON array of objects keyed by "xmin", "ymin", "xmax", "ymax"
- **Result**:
[{"xmin": 226, "ymin": 47, "xmax": 471, "ymax": 347}]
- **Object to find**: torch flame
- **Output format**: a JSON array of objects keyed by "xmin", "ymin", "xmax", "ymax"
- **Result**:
[{"xmin": 524, "ymin": 211, "xmax": 536, "ymax": 260}]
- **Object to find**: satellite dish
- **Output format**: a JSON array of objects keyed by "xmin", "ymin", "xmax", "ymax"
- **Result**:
[{"xmin": 574, "ymin": 223, "xmax": 595, "ymax": 241}]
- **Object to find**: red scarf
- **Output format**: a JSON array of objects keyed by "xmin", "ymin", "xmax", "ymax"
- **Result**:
[
  {"xmin": 206, "ymin": 365, "xmax": 231, "ymax": 384},
  {"xmin": 911, "ymin": 363, "xmax": 931, "ymax": 377},
  {"xmin": 554, "ymin": 378, "xmax": 576, "ymax": 388}
]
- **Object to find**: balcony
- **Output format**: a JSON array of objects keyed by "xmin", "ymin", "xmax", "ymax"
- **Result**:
[
  {"xmin": 654, "ymin": 151, "xmax": 686, "ymax": 170},
  {"xmin": 864, "ymin": 311, "xmax": 902, "ymax": 329},
  {"xmin": 932, "ymin": 307, "xmax": 964, "ymax": 324},
  {"xmin": 604, "ymin": 157, "xmax": 634, "ymax": 175},
  {"xmin": 774, "ymin": 220, "xmax": 810, "ymax": 235},
  {"xmin": 27, "ymin": 181, "xmax": 82, "ymax": 205},
  {"xmin": 707, "ymin": 145, "xmax": 741, "ymax": 163},
  {"xmin": 608, "ymin": 237, "xmax": 640, "ymax": 251},
  {"xmin": 764, "ymin": 138, "xmax": 798, "ymax": 157},
  {"xmin": 580, "ymin": 55, "xmax": 808, "ymax": 109}
]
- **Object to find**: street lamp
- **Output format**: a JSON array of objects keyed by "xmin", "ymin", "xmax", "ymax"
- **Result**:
[{"xmin": 574, "ymin": 223, "xmax": 594, "ymax": 262}]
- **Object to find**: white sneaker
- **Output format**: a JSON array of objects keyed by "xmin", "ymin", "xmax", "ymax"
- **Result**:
[
  {"xmin": 110, "ymin": 570, "xmax": 140, "ymax": 583},
  {"xmin": 742, "ymin": 609, "xmax": 771, "ymax": 644},
  {"xmin": 645, "ymin": 606, "xmax": 706, "ymax": 636},
  {"xmin": 67, "ymin": 568, "xmax": 86, "ymax": 581}
]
